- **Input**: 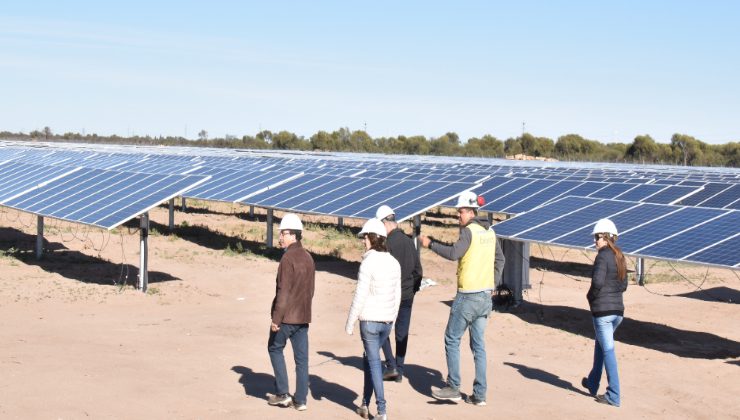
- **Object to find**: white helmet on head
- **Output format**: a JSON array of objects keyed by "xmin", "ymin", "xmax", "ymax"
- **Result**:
[
  {"xmin": 592, "ymin": 218, "xmax": 618, "ymax": 236},
  {"xmin": 455, "ymin": 190, "xmax": 482, "ymax": 209},
  {"xmin": 376, "ymin": 205, "xmax": 395, "ymax": 221},
  {"xmin": 358, "ymin": 218, "xmax": 387, "ymax": 238},
  {"xmin": 278, "ymin": 213, "xmax": 303, "ymax": 231}
]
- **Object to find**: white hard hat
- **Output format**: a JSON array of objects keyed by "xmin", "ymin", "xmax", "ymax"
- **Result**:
[
  {"xmin": 376, "ymin": 205, "xmax": 395, "ymax": 221},
  {"xmin": 592, "ymin": 218, "xmax": 618, "ymax": 236},
  {"xmin": 455, "ymin": 190, "xmax": 481, "ymax": 209},
  {"xmin": 278, "ymin": 213, "xmax": 303, "ymax": 231},
  {"xmin": 358, "ymin": 218, "xmax": 387, "ymax": 238}
]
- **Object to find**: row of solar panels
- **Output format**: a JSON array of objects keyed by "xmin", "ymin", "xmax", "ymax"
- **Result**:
[
  {"xmin": 494, "ymin": 196, "xmax": 740, "ymax": 269},
  {"xmin": 0, "ymin": 162, "xmax": 209, "ymax": 229},
  {"xmin": 0, "ymin": 160, "xmax": 478, "ymax": 229}
]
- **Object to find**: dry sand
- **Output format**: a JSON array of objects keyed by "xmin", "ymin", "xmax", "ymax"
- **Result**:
[{"xmin": 1, "ymin": 204, "xmax": 738, "ymax": 419}]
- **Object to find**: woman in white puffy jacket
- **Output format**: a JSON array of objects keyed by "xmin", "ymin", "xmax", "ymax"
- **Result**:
[{"xmin": 346, "ymin": 218, "xmax": 401, "ymax": 420}]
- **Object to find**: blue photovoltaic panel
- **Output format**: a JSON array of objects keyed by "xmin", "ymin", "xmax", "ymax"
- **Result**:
[
  {"xmin": 183, "ymin": 169, "xmax": 300, "ymax": 202},
  {"xmin": 494, "ymin": 196, "xmax": 597, "ymax": 237},
  {"xmin": 644, "ymin": 185, "xmax": 699, "ymax": 204},
  {"xmin": 3, "ymin": 168, "xmax": 209, "ymax": 229},
  {"xmin": 553, "ymin": 182, "xmax": 609, "ymax": 199},
  {"xmin": 698, "ymin": 184, "xmax": 740, "ymax": 209},
  {"xmin": 613, "ymin": 184, "xmax": 665, "ymax": 202},
  {"xmin": 0, "ymin": 162, "xmax": 80, "ymax": 203},
  {"xmin": 637, "ymin": 211, "xmax": 739, "ymax": 259},
  {"xmin": 485, "ymin": 180, "xmax": 556, "ymax": 211},
  {"xmin": 241, "ymin": 174, "xmax": 477, "ymax": 221},
  {"xmin": 616, "ymin": 207, "xmax": 727, "ymax": 252},
  {"xmin": 687, "ymin": 234, "xmax": 740, "ymax": 267},
  {"xmin": 588, "ymin": 183, "xmax": 636, "ymax": 198},
  {"xmin": 280, "ymin": 178, "xmax": 372, "ymax": 210},
  {"xmin": 680, "ymin": 183, "xmax": 732, "ymax": 206},
  {"xmin": 518, "ymin": 199, "xmax": 636, "ymax": 242},
  {"xmin": 555, "ymin": 203, "xmax": 680, "ymax": 248},
  {"xmin": 504, "ymin": 180, "xmax": 583, "ymax": 214}
]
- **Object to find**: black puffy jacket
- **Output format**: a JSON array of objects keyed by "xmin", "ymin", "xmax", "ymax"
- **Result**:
[{"xmin": 587, "ymin": 247, "xmax": 628, "ymax": 316}]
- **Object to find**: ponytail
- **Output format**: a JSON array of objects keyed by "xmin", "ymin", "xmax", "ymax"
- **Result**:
[{"xmin": 604, "ymin": 236, "xmax": 627, "ymax": 281}]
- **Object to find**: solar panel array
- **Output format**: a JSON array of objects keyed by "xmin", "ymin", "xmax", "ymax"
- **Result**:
[
  {"xmin": 0, "ymin": 140, "xmax": 738, "ymax": 269},
  {"xmin": 494, "ymin": 196, "xmax": 740, "ymax": 269}
]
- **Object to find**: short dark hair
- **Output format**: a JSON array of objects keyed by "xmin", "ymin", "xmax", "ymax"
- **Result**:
[
  {"xmin": 282, "ymin": 229, "xmax": 302, "ymax": 241},
  {"xmin": 365, "ymin": 233, "xmax": 387, "ymax": 252},
  {"xmin": 383, "ymin": 214, "xmax": 396, "ymax": 223}
]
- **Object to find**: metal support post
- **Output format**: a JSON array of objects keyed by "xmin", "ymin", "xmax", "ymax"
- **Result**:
[
  {"xmin": 337, "ymin": 217, "xmax": 344, "ymax": 230},
  {"xmin": 249, "ymin": 205, "xmax": 254, "ymax": 219},
  {"xmin": 139, "ymin": 213, "xmax": 149, "ymax": 293},
  {"xmin": 181, "ymin": 196, "xmax": 187, "ymax": 212},
  {"xmin": 168, "ymin": 198, "xmax": 175, "ymax": 230},
  {"xmin": 266, "ymin": 209, "xmax": 274, "ymax": 248},
  {"xmin": 36, "ymin": 216, "xmax": 44, "ymax": 260},
  {"xmin": 488, "ymin": 212, "xmax": 494, "ymax": 226},
  {"xmin": 637, "ymin": 257, "xmax": 646, "ymax": 286},
  {"xmin": 413, "ymin": 214, "xmax": 422, "ymax": 256},
  {"xmin": 500, "ymin": 239, "xmax": 530, "ymax": 306}
]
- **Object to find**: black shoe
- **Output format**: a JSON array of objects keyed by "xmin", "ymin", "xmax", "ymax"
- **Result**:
[
  {"xmin": 595, "ymin": 394, "xmax": 619, "ymax": 407},
  {"xmin": 383, "ymin": 368, "xmax": 400, "ymax": 381},
  {"xmin": 581, "ymin": 377, "xmax": 595, "ymax": 396},
  {"xmin": 466, "ymin": 395, "xmax": 487, "ymax": 406},
  {"xmin": 394, "ymin": 374, "xmax": 403, "ymax": 383}
]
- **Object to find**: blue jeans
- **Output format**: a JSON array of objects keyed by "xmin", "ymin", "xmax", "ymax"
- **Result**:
[
  {"xmin": 381, "ymin": 297, "xmax": 414, "ymax": 377},
  {"xmin": 268, "ymin": 323, "xmax": 309, "ymax": 404},
  {"xmin": 360, "ymin": 321, "xmax": 393, "ymax": 415},
  {"xmin": 585, "ymin": 315, "xmax": 623, "ymax": 406},
  {"xmin": 444, "ymin": 291, "xmax": 492, "ymax": 400}
]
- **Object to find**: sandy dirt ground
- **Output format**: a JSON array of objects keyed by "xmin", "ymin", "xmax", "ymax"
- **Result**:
[{"xmin": 0, "ymin": 203, "xmax": 738, "ymax": 420}]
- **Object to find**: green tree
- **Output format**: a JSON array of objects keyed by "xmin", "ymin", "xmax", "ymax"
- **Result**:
[{"xmin": 626, "ymin": 135, "xmax": 658, "ymax": 163}]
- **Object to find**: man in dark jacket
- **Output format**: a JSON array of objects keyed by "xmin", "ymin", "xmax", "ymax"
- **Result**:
[
  {"xmin": 267, "ymin": 213, "xmax": 315, "ymax": 412},
  {"xmin": 376, "ymin": 205, "xmax": 423, "ymax": 383}
]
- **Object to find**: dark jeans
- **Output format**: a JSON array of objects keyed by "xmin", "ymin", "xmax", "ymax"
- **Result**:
[
  {"xmin": 361, "ymin": 321, "xmax": 393, "ymax": 415},
  {"xmin": 381, "ymin": 296, "xmax": 414, "ymax": 377},
  {"xmin": 268, "ymin": 323, "xmax": 309, "ymax": 404}
]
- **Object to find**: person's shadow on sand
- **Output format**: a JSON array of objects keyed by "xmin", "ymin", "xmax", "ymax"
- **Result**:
[
  {"xmin": 503, "ymin": 362, "xmax": 591, "ymax": 396},
  {"xmin": 316, "ymin": 350, "xmax": 448, "ymax": 402},
  {"xmin": 231, "ymin": 365, "xmax": 358, "ymax": 411}
]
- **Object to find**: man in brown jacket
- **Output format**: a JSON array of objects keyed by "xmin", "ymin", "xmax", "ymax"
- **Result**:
[{"xmin": 267, "ymin": 213, "xmax": 315, "ymax": 412}]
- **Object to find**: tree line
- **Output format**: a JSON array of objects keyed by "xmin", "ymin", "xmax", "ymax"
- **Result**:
[{"xmin": 2, "ymin": 127, "xmax": 739, "ymax": 167}]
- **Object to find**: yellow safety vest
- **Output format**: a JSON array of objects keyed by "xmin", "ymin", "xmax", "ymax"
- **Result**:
[{"xmin": 457, "ymin": 223, "xmax": 496, "ymax": 292}]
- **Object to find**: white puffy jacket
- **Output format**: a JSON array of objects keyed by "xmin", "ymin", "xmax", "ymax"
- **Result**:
[{"xmin": 345, "ymin": 250, "xmax": 402, "ymax": 334}]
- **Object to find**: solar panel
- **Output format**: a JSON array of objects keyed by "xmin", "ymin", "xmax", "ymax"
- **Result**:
[
  {"xmin": 3, "ymin": 168, "xmax": 209, "ymax": 229},
  {"xmin": 698, "ymin": 184, "xmax": 740, "ymax": 209},
  {"xmin": 182, "ymin": 168, "xmax": 302, "ymax": 202},
  {"xmin": 636, "ymin": 211, "xmax": 739, "ymax": 259},
  {"xmin": 679, "ymin": 183, "xmax": 733, "ymax": 206},
  {"xmin": 494, "ymin": 197, "xmax": 739, "ymax": 268},
  {"xmin": 0, "ymin": 162, "xmax": 81, "ymax": 203},
  {"xmin": 241, "ymin": 174, "xmax": 478, "ymax": 221}
]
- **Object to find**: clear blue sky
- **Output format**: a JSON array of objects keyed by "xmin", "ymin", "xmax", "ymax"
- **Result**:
[{"xmin": 1, "ymin": 1, "xmax": 738, "ymax": 144}]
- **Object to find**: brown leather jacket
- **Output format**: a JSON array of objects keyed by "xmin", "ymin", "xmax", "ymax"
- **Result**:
[{"xmin": 271, "ymin": 242, "xmax": 315, "ymax": 325}]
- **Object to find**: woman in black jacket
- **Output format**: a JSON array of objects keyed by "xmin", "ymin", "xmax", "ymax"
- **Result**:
[{"xmin": 582, "ymin": 218, "xmax": 628, "ymax": 407}]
